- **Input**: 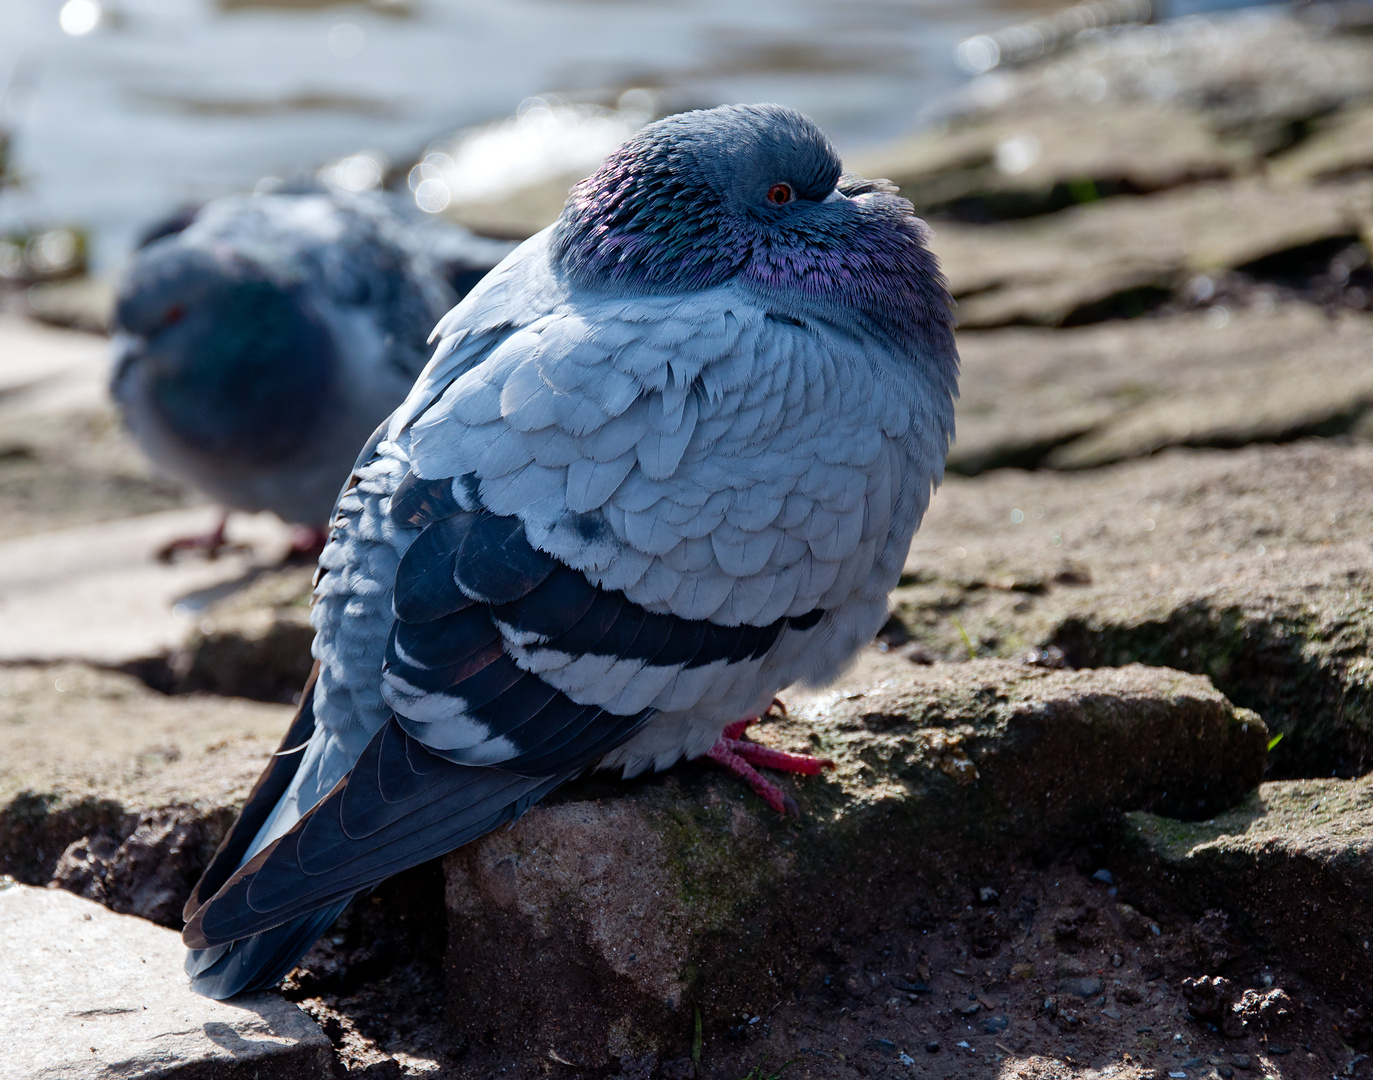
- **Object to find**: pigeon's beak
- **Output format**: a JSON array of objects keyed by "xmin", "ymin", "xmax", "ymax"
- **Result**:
[{"xmin": 821, "ymin": 188, "xmax": 847, "ymax": 204}]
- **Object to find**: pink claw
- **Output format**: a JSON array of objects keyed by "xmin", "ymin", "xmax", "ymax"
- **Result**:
[
  {"xmin": 704, "ymin": 715, "xmax": 835, "ymax": 817},
  {"xmin": 157, "ymin": 514, "xmax": 233, "ymax": 563}
]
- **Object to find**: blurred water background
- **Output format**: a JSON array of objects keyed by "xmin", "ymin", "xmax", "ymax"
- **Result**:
[{"xmin": 2, "ymin": 0, "xmax": 1284, "ymax": 269}]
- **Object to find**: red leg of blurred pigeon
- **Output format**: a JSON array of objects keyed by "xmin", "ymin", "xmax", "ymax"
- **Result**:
[
  {"xmin": 707, "ymin": 707, "xmax": 834, "ymax": 817},
  {"xmin": 285, "ymin": 525, "xmax": 329, "ymax": 563},
  {"xmin": 157, "ymin": 513, "xmax": 232, "ymax": 563}
]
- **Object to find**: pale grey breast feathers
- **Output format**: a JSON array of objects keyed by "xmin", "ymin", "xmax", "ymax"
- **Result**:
[{"xmin": 306, "ymin": 231, "xmax": 954, "ymax": 771}]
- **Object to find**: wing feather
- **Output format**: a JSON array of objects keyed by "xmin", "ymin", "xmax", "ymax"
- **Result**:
[
  {"xmin": 181, "ymin": 667, "xmax": 322, "ymax": 924},
  {"xmin": 183, "ymin": 720, "xmax": 564, "ymax": 948}
]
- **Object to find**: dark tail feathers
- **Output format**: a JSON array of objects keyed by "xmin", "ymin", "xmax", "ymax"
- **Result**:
[{"xmin": 185, "ymin": 899, "xmax": 351, "ymax": 1000}]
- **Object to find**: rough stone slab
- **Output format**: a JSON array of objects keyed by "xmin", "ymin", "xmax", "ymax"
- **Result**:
[
  {"xmin": 893, "ymin": 439, "xmax": 1373, "ymax": 776},
  {"xmin": 1118, "ymin": 775, "xmax": 1373, "ymax": 995},
  {"xmin": 0, "ymin": 662, "xmax": 292, "ymax": 895},
  {"xmin": 443, "ymin": 656, "xmax": 1263, "ymax": 1066},
  {"xmin": 0, "ymin": 402, "xmax": 193, "ymax": 542},
  {"xmin": 932, "ymin": 179, "xmax": 1373, "ymax": 327},
  {"xmin": 0, "ymin": 316, "xmax": 189, "ymax": 541},
  {"xmin": 939, "ymin": 11, "xmax": 1373, "ymax": 150},
  {"xmin": 0, "ymin": 314, "xmax": 109, "ymax": 419},
  {"xmin": 848, "ymin": 9, "xmax": 1373, "ymax": 230},
  {"xmin": 0, "ymin": 508, "xmax": 296, "ymax": 664},
  {"xmin": 23, "ymin": 276, "xmax": 117, "ymax": 335},
  {"xmin": 0, "ymin": 882, "xmax": 335, "ymax": 1079},
  {"xmin": 164, "ymin": 564, "xmax": 316, "ymax": 702},
  {"xmin": 949, "ymin": 306, "xmax": 1373, "ymax": 474},
  {"xmin": 1270, "ymin": 100, "xmax": 1373, "ymax": 186},
  {"xmin": 852, "ymin": 100, "xmax": 1253, "ymax": 219}
]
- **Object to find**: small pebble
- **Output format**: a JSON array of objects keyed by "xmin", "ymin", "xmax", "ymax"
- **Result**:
[
  {"xmin": 898, "ymin": 1052, "xmax": 915, "ymax": 1066},
  {"xmin": 978, "ymin": 886, "xmax": 1000, "ymax": 904},
  {"xmin": 982, "ymin": 1014, "xmax": 1009, "ymax": 1034},
  {"xmin": 1112, "ymin": 953, "xmax": 1123, "ymax": 967},
  {"xmin": 1060, "ymin": 976, "xmax": 1104, "ymax": 998},
  {"xmin": 1218, "ymin": 1067, "xmax": 1234, "ymax": 1079},
  {"xmin": 1231, "ymin": 1055, "xmax": 1252, "ymax": 1069},
  {"xmin": 1091, "ymin": 869, "xmax": 1115, "ymax": 886},
  {"xmin": 925, "ymin": 1041, "xmax": 940, "ymax": 1054}
]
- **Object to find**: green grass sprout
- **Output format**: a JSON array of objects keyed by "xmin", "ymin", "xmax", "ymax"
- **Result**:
[{"xmin": 951, "ymin": 615, "xmax": 977, "ymax": 660}]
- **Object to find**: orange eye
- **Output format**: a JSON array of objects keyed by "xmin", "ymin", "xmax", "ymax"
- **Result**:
[{"xmin": 766, "ymin": 183, "xmax": 794, "ymax": 206}]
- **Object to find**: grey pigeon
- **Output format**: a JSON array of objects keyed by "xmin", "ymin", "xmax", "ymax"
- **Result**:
[
  {"xmin": 111, "ymin": 185, "xmax": 515, "ymax": 556},
  {"xmin": 180, "ymin": 103, "xmax": 959, "ymax": 999}
]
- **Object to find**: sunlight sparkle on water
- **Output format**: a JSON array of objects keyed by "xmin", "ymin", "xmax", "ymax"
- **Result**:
[
  {"xmin": 411, "ymin": 93, "xmax": 654, "ymax": 214},
  {"xmin": 327, "ymin": 21, "xmax": 366, "ymax": 59},
  {"xmin": 995, "ymin": 135, "xmax": 1041, "ymax": 176},
  {"xmin": 324, "ymin": 152, "xmax": 386, "ymax": 193},
  {"xmin": 58, "ymin": 0, "xmax": 101, "ymax": 36}
]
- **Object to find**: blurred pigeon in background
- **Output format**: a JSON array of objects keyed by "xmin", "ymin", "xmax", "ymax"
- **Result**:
[
  {"xmin": 180, "ymin": 103, "xmax": 959, "ymax": 998},
  {"xmin": 111, "ymin": 184, "xmax": 515, "ymax": 559}
]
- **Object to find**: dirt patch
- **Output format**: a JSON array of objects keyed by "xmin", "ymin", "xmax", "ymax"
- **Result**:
[
  {"xmin": 283, "ymin": 863, "xmax": 460, "ymax": 1076},
  {"xmin": 275, "ymin": 851, "xmax": 1367, "ymax": 1079},
  {"xmin": 1118, "ymin": 776, "xmax": 1373, "ymax": 1004}
]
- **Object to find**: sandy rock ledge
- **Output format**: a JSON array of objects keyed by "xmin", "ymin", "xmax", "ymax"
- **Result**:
[
  {"xmin": 1120, "ymin": 774, "xmax": 1373, "ymax": 1002},
  {"xmin": 442, "ymin": 658, "xmax": 1264, "ymax": 1066},
  {"xmin": 0, "ymin": 882, "xmax": 334, "ymax": 1079}
]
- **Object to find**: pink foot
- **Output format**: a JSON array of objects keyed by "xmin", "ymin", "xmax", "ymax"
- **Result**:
[
  {"xmin": 156, "ymin": 514, "xmax": 241, "ymax": 563},
  {"xmin": 706, "ymin": 709, "xmax": 834, "ymax": 818}
]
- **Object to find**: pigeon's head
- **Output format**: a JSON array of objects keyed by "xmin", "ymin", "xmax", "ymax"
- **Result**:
[
  {"xmin": 552, "ymin": 103, "xmax": 953, "ymax": 352},
  {"xmin": 112, "ymin": 234, "xmax": 333, "ymax": 462}
]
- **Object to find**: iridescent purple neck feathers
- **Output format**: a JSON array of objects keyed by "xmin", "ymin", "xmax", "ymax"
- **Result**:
[{"xmin": 550, "ymin": 104, "xmax": 954, "ymax": 359}]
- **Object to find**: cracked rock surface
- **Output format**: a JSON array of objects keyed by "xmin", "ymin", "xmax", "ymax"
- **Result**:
[
  {"xmin": 893, "ymin": 440, "xmax": 1373, "ymax": 778},
  {"xmin": 933, "ymin": 178, "xmax": 1373, "ymax": 328},
  {"xmin": 1120, "ymin": 774, "xmax": 1373, "ymax": 996},
  {"xmin": 441, "ymin": 654, "xmax": 1264, "ymax": 1065},
  {"xmin": 0, "ymin": 662, "xmax": 290, "ymax": 905},
  {"xmin": 0, "ymin": 882, "xmax": 334, "ymax": 1079},
  {"xmin": 950, "ymin": 308, "xmax": 1373, "ymax": 475}
]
